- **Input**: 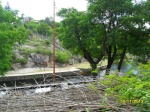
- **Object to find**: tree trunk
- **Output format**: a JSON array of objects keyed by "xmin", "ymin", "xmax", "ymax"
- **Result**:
[
  {"xmin": 90, "ymin": 63, "xmax": 97, "ymax": 70},
  {"xmin": 106, "ymin": 58, "xmax": 113, "ymax": 75},
  {"xmin": 117, "ymin": 48, "xmax": 126, "ymax": 72},
  {"xmin": 90, "ymin": 63, "xmax": 98, "ymax": 77},
  {"xmin": 105, "ymin": 45, "xmax": 117, "ymax": 75}
]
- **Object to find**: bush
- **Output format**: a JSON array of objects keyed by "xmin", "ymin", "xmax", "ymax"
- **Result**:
[
  {"xmin": 35, "ymin": 45, "xmax": 51, "ymax": 55},
  {"xmin": 25, "ymin": 22, "xmax": 38, "ymax": 33},
  {"xmin": 56, "ymin": 51, "xmax": 71, "ymax": 63},
  {"xmin": 15, "ymin": 58, "xmax": 27, "ymax": 65},
  {"xmin": 98, "ymin": 62, "xmax": 150, "ymax": 112},
  {"xmin": 19, "ymin": 47, "xmax": 35, "ymax": 57}
]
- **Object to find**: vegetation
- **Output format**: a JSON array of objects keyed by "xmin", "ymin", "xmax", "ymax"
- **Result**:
[
  {"xmin": 14, "ymin": 58, "xmax": 28, "ymax": 65},
  {"xmin": 57, "ymin": 0, "xmax": 150, "ymax": 74},
  {"xmin": 0, "ymin": 4, "xmax": 28, "ymax": 75},
  {"xmin": 18, "ymin": 36, "xmax": 52, "ymax": 57},
  {"xmin": 56, "ymin": 50, "xmax": 71, "ymax": 63},
  {"xmin": 24, "ymin": 21, "xmax": 38, "ymax": 33},
  {"xmin": 0, "ymin": 1, "xmax": 150, "ymax": 111},
  {"xmin": 96, "ymin": 62, "xmax": 150, "ymax": 112},
  {"xmin": 37, "ymin": 23, "xmax": 52, "ymax": 36},
  {"xmin": 57, "ymin": 8, "xmax": 104, "ymax": 71}
]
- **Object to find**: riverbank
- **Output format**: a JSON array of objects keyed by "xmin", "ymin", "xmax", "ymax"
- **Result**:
[{"xmin": 0, "ymin": 62, "xmax": 138, "ymax": 112}]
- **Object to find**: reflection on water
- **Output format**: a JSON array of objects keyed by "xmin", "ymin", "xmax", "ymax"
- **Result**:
[{"xmin": 98, "ymin": 63, "xmax": 138, "ymax": 78}]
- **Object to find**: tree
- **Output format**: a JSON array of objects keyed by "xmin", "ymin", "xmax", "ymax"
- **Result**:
[
  {"xmin": 57, "ymin": 8, "xmax": 105, "ymax": 71},
  {"xmin": 44, "ymin": 17, "xmax": 53, "ymax": 27},
  {"xmin": 0, "ymin": 4, "xmax": 28, "ymax": 75},
  {"xmin": 57, "ymin": 0, "xmax": 149, "ymax": 75},
  {"xmin": 4, "ymin": 1, "xmax": 11, "ymax": 11},
  {"xmin": 25, "ymin": 21, "xmax": 39, "ymax": 33},
  {"xmin": 87, "ymin": 0, "xmax": 149, "ymax": 73},
  {"xmin": 37, "ymin": 23, "xmax": 52, "ymax": 36}
]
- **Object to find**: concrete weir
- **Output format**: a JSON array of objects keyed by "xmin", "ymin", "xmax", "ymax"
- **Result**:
[{"xmin": 0, "ymin": 69, "xmax": 81, "ymax": 82}]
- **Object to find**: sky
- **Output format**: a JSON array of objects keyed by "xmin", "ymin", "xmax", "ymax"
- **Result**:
[{"xmin": 1, "ymin": 0, "xmax": 88, "ymax": 21}]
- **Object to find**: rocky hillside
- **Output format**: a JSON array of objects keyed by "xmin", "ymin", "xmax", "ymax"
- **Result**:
[{"xmin": 11, "ymin": 33, "xmax": 83, "ymax": 70}]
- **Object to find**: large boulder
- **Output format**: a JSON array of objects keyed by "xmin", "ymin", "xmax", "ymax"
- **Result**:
[{"xmin": 30, "ymin": 53, "xmax": 49, "ymax": 67}]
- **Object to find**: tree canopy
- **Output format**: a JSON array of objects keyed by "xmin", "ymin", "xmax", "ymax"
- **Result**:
[
  {"xmin": 0, "ymin": 4, "xmax": 29, "ymax": 75},
  {"xmin": 58, "ymin": 0, "xmax": 150, "ymax": 73},
  {"xmin": 57, "ymin": 8, "xmax": 105, "ymax": 70}
]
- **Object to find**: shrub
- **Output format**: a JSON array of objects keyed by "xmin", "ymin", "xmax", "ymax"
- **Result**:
[
  {"xmin": 44, "ymin": 39, "xmax": 50, "ymax": 46},
  {"xmin": 15, "ymin": 58, "xmax": 27, "ymax": 65},
  {"xmin": 19, "ymin": 47, "xmax": 35, "ymax": 57},
  {"xmin": 98, "ymin": 62, "xmax": 150, "ymax": 112},
  {"xmin": 35, "ymin": 45, "xmax": 51, "ymax": 55},
  {"xmin": 56, "ymin": 51, "xmax": 71, "ymax": 63}
]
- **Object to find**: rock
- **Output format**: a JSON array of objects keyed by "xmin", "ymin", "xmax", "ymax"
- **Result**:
[
  {"xmin": 56, "ymin": 63, "xmax": 66, "ymax": 67},
  {"xmin": 15, "ymin": 53, "xmax": 24, "ymax": 59},
  {"xmin": 14, "ymin": 42, "xmax": 19, "ymax": 46},
  {"xmin": 35, "ymin": 54, "xmax": 44, "ymax": 64},
  {"xmin": 30, "ymin": 53, "xmax": 49, "ymax": 67},
  {"xmin": 12, "ymin": 63, "xmax": 22, "ymax": 70},
  {"xmin": 30, "ymin": 53, "xmax": 35, "ymax": 60},
  {"xmin": 28, "ymin": 57, "xmax": 33, "ymax": 62},
  {"xmin": 68, "ymin": 59, "xmax": 74, "ymax": 65},
  {"xmin": 24, "ymin": 61, "xmax": 34, "ymax": 68}
]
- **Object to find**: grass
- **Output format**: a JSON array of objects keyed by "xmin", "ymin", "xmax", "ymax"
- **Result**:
[
  {"xmin": 74, "ymin": 62, "xmax": 91, "ymax": 69},
  {"xmin": 74, "ymin": 60, "xmax": 107, "ymax": 69}
]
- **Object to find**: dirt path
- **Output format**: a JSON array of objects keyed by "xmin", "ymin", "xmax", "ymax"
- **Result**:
[{"xmin": 5, "ymin": 62, "xmax": 91, "ymax": 77}]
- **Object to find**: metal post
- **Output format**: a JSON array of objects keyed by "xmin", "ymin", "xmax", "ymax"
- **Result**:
[{"xmin": 53, "ymin": 0, "xmax": 56, "ymax": 81}]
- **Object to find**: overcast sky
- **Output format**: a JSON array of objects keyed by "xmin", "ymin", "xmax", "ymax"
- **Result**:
[{"xmin": 1, "ymin": 0, "xmax": 88, "ymax": 21}]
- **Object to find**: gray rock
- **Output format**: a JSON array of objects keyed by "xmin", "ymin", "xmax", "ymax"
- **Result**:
[
  {"xmin": 12, "ymin": 63, "xmax": 22, "ymax": 70},
  {"xmin": 15, "ymin": 53, "xmax": 24, "ymax": 59},
  {"xmin": 30, "ymin": 53, "xmax": 35, "ymax": 61},
  {"xmin": 68, "ymin": 59, "xmax": 74, "ymax": 65},
  {"xmin": 30, "ymin": 53, "xmax": 49, "ymax": 67},
  {"xmin": 24, "ymin": 61, "xmax": 34, "ymax": 68}
]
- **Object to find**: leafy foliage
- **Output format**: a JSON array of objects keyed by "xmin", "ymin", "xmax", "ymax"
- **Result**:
[
  {"xmin": 57, "ymin": 0, "xmax": 150, "ymax": 72},
  {"xmin": 99, "ymin": 62, "xmax": 150, "ymax": 112},
  {"xmin": 87, "ymin": 0, "xmax": 150, "ymax": 71},
  {"xmin": 0, "ymin": 4, "xmax": 28, "ymax": 75},
  {"xmin": 56, "ymin": 51, "xmax": 71, "ymax": 63},
  {"xmin": 37, "ymin": 23, "xmax": 52, "ymax": 36},
  {"xmin": 24, "ymin": 21, "xmax": 38, "ymax": 33},
  {"xmin": 57, "ymin": 8, "xmax": 104, "ymax": 70},
  {"xmin": 14, "ymin": 58, "xmax": 28, "ymax": 65}
]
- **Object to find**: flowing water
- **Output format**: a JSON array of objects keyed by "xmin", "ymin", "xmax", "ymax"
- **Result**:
[
  {"xmin": 98, "ymin": 62, "xmax": 138, "ymax": 78},
  {"xmin": 0, "ymin": 72, "xmax": 94, "ymax": 97},
  {"xmin": 1, "ymin": 62, "xmax": 138, "ymax": 97}
]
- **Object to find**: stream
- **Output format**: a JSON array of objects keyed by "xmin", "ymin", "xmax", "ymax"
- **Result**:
[
  {"xmin": 0, "ymin": 73, "xmax": 94, "ymax": 97},
  {"xmin": 98, "ymin": 62, "xmax": 138, "ymax": 78},
  {"xmin": 0, "ymin": 62, "xmax": 138, "ymax": 97}
]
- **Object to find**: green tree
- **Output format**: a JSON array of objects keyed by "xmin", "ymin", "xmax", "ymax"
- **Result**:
[
  {"xmin": 131, "ymin": 0, "xmax": 150, "ymax": 63},
  {"xmin": 25, "ymin": 21, "xmax": 38, "ymax": 33},
  {"xmin": 57, "ymin": 8, "xmax": 105, "ymax": 71},
  {"xmin": 37, "ymin": 23, "xmax": 52, "ymax": 36},
  {"xmin": 87, "ymin": 0, "xmax": 149, "ymax": 73},
  {"xmin": 44, "ymin": 17, "xmax": 53, "ymax": 27},
  {"xmin": 0, "ymin": 4, "xmax": 28, "ymax": 75},
  {"xmin": 4, "ymin": 1, "xmax": 11, "ymax": 11}
]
